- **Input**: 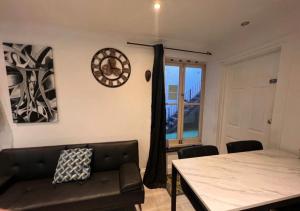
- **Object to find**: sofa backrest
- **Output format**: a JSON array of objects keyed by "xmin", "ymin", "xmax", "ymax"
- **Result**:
[
  {"xmin": 0, "ymin": 140, "xmax": 139, "ymax": 181},
  {"xmin": 89, "ymin": 141, "xmax": 139, "ymax": 172},
  {"xmin": 0, "ymin": 145, "xmax": 65, "ymax": 181}
]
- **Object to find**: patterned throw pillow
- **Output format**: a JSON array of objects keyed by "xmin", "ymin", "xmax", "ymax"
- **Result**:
[{"xmin": 53, "ymin": 148, "xmax": 93, "ymax": 184}]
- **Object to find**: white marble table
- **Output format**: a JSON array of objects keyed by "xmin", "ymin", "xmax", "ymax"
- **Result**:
[{"xmin": 171, "ymin": 149, "xmax": 300, "ymax": 211}]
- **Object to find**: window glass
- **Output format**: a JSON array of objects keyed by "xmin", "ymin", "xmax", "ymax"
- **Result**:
[
  {"xmin": 183, "ymin": 105, "xmax": 200, "ymax": 139},
  {"xmin": 166, "ymin": 105, "xmax": 178, "ymax": 140},
  {"xmin": 164, "ymin": 63, "xmax": 204, "ymax": 145},
  {"xmin": 165, "ymin": 65, "xmax": 180, "ymax": 140},
  {"xmin": 165, "ymin": 65, "xmax": 180, "ymax": 104},
  {"xmin": 184, "ymin": 67, "xmax": 202, "ymax": 103}
]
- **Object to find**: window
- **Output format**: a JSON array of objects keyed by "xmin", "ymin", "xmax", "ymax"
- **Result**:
[{"xmin": 165, "ymin": 59, "xmax": 205, "ymax": 147}]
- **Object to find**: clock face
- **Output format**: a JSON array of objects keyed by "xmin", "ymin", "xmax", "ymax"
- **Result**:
[{"xmin": 91, "ymin": 48, "xmax": 131, "ymax": 88}]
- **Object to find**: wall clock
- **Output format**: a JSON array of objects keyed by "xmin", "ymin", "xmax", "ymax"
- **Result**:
[{"xmin": 91, "ymin": 48, "xmax": 131, "ymax": 88}]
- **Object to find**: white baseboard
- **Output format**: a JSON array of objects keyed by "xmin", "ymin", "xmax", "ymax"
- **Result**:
[
  {"xmin": 140, "ymin": 165, "xmax": 172, "ymax": 178},
  {"xmin": 140, "ymin": 166, "xmax": 172, "ymax": 178},
  {"xmin": 0, "ymin": 143, "xmax": 13, "ymax": 151},
  {"xmin": 167, "ymin": 164, "xmax": 172, "ymax": 175},
  {"xmin": 140, "ymin": 168, "xmax": 146, "ymax": 178}
]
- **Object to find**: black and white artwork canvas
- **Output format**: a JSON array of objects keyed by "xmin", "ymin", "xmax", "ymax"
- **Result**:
[{"xmin": 3, "ymin": 43, "xmax": 58, "ymax": 123}]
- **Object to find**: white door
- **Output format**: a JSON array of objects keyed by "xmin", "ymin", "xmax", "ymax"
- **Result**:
[{"xmin": 220, "ymin": 51, "xmax": 280, "ymax": 153}]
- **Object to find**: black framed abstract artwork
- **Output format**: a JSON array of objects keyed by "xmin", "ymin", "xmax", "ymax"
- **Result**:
[{"xmin": 2, "ymin": 43, "xmax": 58, "ymax": 123}]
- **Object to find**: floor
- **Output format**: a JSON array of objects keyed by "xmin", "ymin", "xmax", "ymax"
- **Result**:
[{"xmin": 139, "ymin": 187, "xmax": 194, "ymax": 211}]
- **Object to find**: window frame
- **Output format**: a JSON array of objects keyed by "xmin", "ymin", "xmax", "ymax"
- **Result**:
[{"xmin": 165, "ymin": 59, "xmax": 206, "ymax": 148}]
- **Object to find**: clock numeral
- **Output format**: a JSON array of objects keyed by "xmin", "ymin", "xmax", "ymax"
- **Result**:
[
  {"xmin": 101, "ymin": 51, "xmax": 107, "ymax": 58},
  {"xmin": 92, "ymin": 63, "xmax": 100, "ymax": 69},
  {"xmin": 94, "ymin": 70, "xmax": 102, "ymax": 77},
  {"xmin": 117, "ymin": 80, "xmax": 122, "ymax": 85},
  {"xmin": 121, "ymin": 75, "xmax": 128, "ymax": 81},
  {"xmin": 122, "ymin": 60, "xmax": 129, "ymax": 66},
  {"xmin": 100, "ymin": 77, "xmax": 107, "ymax": 84},
  {"xmin": 110, "ymin": 49, "xmax": 116, "ymax": 56},
  {"xmin": 109, "ymin": 80, "xmax": 113, "ymax": 87},
  {"xmin": 123, "ymin": 68, "xmax": 130, "ymax": 74}
]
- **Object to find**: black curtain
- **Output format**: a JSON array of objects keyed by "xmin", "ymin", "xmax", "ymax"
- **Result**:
[{"xmin": 143, "ymin": 44, "xmax": 167, "ymax": 189}]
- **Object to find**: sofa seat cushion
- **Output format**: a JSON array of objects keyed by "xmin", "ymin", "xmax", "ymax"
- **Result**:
[
  {"xmin": 0, "ymin": 174, "xmax": 15, "ymax": 194},
  {"xmin": 0, "ymin": 171, "xmax": 120, "ymax": 210},
  {"xmin": 119, "ymin": 163, "xmax": 142, "ymax": 193}
]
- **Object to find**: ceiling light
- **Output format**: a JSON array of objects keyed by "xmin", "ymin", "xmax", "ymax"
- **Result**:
[
  {"xmin": 154, "ymin": 2, "xmax": 161, "ymax": 10},
  {"xmin": 241, "ymin": 21, "xmax": 250, "ymax": 27}
]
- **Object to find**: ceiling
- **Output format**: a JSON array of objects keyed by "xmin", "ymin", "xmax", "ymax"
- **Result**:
[{"xmin": 0, "ymin": 0, "xmax": 299, "ymax": 52}]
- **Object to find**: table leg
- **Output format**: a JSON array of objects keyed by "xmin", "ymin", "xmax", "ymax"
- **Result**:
[{"xmin": 171, "ymin": 164, "xmax": 177, "ymax": 211}]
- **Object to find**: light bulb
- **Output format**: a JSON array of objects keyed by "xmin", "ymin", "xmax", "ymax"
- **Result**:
[{"xmin": 154, "ymin": 2, "xmax": 161, "ymax": 10}]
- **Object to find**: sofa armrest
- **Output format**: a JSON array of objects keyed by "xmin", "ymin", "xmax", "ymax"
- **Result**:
[
  {"xmin": 119, "ymin": 163, "xmax": 143, "ymax": 193},
  {"xmin": 0, "ymin": 174, "xmax": 15, "ymax": 194}
]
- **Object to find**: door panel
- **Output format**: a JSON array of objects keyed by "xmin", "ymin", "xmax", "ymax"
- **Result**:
[
  {"xmin": 228, "ymin": 89, "xmax": 242, "ymax": 126},
  {"xmin": 220, "ymin": 52, "xmax": 280, "ymax": 153},
  {"xmin": 249, "ymin": 87, "xmax": 268, "ymax": 132}
]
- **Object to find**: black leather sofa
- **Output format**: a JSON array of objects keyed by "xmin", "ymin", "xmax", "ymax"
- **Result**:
[{"xmin": 0, "ymin": 140, "xmax": 144, "ymax": 211}]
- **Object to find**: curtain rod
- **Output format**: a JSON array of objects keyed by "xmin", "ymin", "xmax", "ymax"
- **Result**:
[{"xmin": 127, "ymin": 42, "xmax": 212, "ymax": 56}]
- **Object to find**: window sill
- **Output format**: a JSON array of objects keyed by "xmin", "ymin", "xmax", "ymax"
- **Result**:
[{"xmin": 166, "ymin": 143, "xmax": 202, "ymax": 153}]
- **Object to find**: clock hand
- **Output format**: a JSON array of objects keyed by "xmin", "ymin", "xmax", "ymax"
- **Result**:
[
  {"xmin": 108, "ymin": 58, "xmax": 112, "ymax": 68},
  {"xmin": 105, "ymin": 59, "xmax": 113, "ymax": 75}
]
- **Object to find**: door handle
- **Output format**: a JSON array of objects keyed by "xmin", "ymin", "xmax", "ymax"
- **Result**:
[{"xmin": 267, "ymin": 119, "xmax": 272, "ymax": 124}]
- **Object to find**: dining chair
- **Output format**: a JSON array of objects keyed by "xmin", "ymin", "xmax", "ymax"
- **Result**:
[
  {"xmin": 275, "ymin": 203, "xmax": 300, "ymax": 211},
  {"xmin": 177, "ymin": 145, "xmax": 219, "ymax": 211},
  {"xmin": 226, "ymin": 140, "xmax": 263, "ymax": 153}
]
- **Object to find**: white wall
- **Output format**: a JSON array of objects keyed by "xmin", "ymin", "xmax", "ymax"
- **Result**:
[
  {"xmin": 0, "ymin": 99, "xmax": 13, "ymax": 150},
  {"xmin": 1, "ymin": 23, "xmax": 298, "ymax": 170},
  {"xmin": 201, "ymin": 62, "xmax": 223, "ymax": 145},
  {"xmin": 272, "ymin": 32, "xmax": 300, "ymax": 153},
  {"xmin": 0, "ymin": 23, "xmax": 208, "ymax": 168},
  {"xmin": 0, "ymin": 24, "xmax": 152, "ymax": 169},
  {"xmin": 203, "ymin": 30, "xmax": 300, "ymax": 154}
]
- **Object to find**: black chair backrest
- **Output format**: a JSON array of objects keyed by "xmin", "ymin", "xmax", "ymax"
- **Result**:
[
  {"xmin": 177, "ymin": 145, "xmax": 219, "ymax": 159},
  {"xmin": 226, "ymin": 140, "xmax": 263, "ymax": 153}
]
